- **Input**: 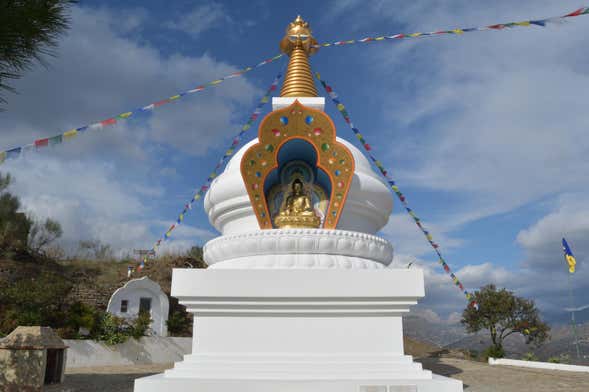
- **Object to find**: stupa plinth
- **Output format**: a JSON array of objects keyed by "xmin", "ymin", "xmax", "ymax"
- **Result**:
[{"xmin": 135, "ymin": 16, "xmax": 462, "ymax": 392}]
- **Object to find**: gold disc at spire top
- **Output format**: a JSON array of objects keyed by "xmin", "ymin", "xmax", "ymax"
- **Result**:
[{"xmin": 279, "ymin": 15, "xmax": 318, "ymax": 97}]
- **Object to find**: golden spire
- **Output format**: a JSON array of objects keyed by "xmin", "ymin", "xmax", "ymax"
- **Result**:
[{"xmin": 279, "ymin": 15, "xmax": 318, "ymax": 97}]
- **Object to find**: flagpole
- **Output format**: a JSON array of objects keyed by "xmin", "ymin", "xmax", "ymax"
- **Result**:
[{"xmin": 566, "ymin": 262, "xmax": 582, "ymax": 360}]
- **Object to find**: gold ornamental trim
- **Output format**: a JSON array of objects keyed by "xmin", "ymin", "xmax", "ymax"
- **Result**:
[{"xmin": 240, "ymin": 100, "xmax": 355, "ymax": 230}]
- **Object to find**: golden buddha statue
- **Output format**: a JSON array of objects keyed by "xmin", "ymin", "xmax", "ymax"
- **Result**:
[{"xmin": 274, "ymin": 179, "xmax": 321, "ymax": 229}]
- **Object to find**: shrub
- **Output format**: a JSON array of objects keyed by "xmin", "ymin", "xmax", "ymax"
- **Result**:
[
  {"xmin": 166, "ymin": 310, "xmax": 192, "ymax": 336},
  {"xmin": 94, "ymin": 313, "xmax": 129, "ymax": 345},
  {"xmin": 64, "ymin": 302, "xmax": 100, "ymax": 338},
  {"xmin": 548, "ymin": 354, "xmax": 570, "ymax": 364},
  {"xmin": 522, "ymin": 352, "xmax": 538, "ymax": 361},
  {"xmin": 129, "ymin": 311, "xmax": 152, "ymax": 339},
  {"xmin": 483, "ymin": 345, "xmax": 505, "ymax": 359}
]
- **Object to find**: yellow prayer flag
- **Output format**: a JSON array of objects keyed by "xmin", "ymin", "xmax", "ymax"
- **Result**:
[{"xmin": 63, "ymin": 129, "xmax": 78, "ymax": 139}]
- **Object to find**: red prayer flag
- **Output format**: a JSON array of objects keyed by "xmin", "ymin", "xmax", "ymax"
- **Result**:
[
  {"xmin": 565, "ymin": 8, "xmax": 584, "ymax": 17},
  {"xmin": 35, "ymin": 138, "xmax": 49, "ymax": 147},
  {"xmin": 100, "ymin": 118, "xmax": 117, "ymax": 126}
]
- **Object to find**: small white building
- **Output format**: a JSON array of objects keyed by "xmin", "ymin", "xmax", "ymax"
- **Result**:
[{"xmin": 107, "ymin": 277, "xmax": 169, "ymax": 337}]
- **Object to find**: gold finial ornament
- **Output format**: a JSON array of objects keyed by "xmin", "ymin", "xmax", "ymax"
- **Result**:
[{"xmin": 279, "ymin": 15, "xmax": 318, "ymax": 97}]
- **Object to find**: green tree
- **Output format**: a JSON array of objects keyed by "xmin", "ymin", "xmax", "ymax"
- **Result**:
[
  {"xmin": 462, "ymin": 284, "xmax": 550, "ymax": 357},
  {"xmin": 0, "ymin": 272, "xmax": 72, "ymax": 335},
  {"xmin": 28, "ymin": 217, "xmax": 63, "ymax": 254},
  {"xmin": 0, "ymin": 0, "xmax": 76, "ymax": 106},
  {"xmin": 0, "ymin": 172, "xmax": 63, "ymax": 255},
  {"xmin": 0, "ymin": 172, "xmax": 32, "ymax": 252}
]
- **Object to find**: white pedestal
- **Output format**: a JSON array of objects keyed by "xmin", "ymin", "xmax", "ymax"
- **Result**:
[
  {"xmin": 272, "ymin": 97, "xmax": 325, "ymax": 111},
  {"xmin": 134, "ymin": 269, "xmax": 462, "ymax": 391}
]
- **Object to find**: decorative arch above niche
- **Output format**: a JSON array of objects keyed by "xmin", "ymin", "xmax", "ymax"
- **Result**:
[{"xmin": 240, "ymin": 100, "xmax": 355, "ymax": 229}]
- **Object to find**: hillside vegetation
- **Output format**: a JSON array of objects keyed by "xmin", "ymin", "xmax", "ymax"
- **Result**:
[{"xmin": 0, "ymin": 251, "xmax": 206, "ymax": 338}]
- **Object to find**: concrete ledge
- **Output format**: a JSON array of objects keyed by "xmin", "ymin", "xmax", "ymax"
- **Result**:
[
  {"xmin": 135, "ymin": 373, "xmax": 462, "ymax": 392},
  {"xmin": 65, "ymin": 337, "xmax": 191, "ymax": 368},
  {"xmin": 172, "ymin": 268, "xmax": 425, "ymax": 299},
  {"xmin": 489, "ymin": 357, "xmax": 589, "ymax": 373}
]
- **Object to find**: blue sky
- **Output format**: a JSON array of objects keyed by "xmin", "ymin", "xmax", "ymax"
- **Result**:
[{"xmin": 1, "ymin": 0, "xmax": 588, "ymax": 324}]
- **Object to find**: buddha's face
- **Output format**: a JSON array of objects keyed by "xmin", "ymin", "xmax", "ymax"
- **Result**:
[{"xmin": 293, "ymin": 181, "xmax": 302, "ymax": 194}]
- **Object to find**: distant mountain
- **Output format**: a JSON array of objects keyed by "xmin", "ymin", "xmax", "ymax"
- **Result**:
[
  {"xmin": 402, "ymin": 312, "xmax": 589, "ymax": 365},
  {"xmin": 446, "ymin": 322, "xmax": 589, "ymax": 365},
  {"xmin": 402, "ymin": 314, "xmax": 468, "ymax": 347}
]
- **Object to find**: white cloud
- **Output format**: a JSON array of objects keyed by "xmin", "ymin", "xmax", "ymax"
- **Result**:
[
  {"xmin": 165, "ymin": 2, "xmax": 227, "ymax": 38},
  {"xmin": 321, "ymin": 0, "xmax": 589, "ymax": 324},
  {"xmin": 517, "ymin": 194, "xmax": 589, "ymax": 270},
  {"xmin": 0, "ymin": 6, "xmax": 258, "ymax": 156},
  {"xmin": 326, "ymin": 0, "xmax": 589, "ymax": 227},
  {"xmin": 381, "ymin": 213, "xmax": 464, "ymax": 256},
  {"xmin": 0, "ymin": 5, "xmax": 259, "ymax": 256},
  {"xmin": 5, "ymin": 155, "xmax": 149, "ymax": 252}
]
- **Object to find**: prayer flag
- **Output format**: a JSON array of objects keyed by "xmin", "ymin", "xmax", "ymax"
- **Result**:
[
  {"xmin": 6, "ymin": 147, "xmax": 21, "ymax": 159},
  {"xmin": 49, "ymin": 135, "xmax": 62, "ymax": 146},
  {"xmin": 35, "ymin": 138, "xmax": 49, "ymax": 148}
]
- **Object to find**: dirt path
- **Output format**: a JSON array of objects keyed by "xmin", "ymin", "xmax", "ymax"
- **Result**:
[
  {"xmin": 45, "ymin": 359, "xmax": 589, "ymax": 392},
  {"xmin": 419, "ymin": 357, "xmax": 589, "ymax": 391}
]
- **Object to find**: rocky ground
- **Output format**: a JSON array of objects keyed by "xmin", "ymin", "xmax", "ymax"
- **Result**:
[{"xmin": 45, "ymin": 358, "xmax": 589, "ymax": 392}]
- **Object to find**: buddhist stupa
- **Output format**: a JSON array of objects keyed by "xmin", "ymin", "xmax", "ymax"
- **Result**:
[{"xmin": 135, "ymin": 16, "xmax": 463, "ymax": 392}]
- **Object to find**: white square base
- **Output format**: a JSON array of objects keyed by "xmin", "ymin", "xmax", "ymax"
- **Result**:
[
  {"xmin": 134, "ymin": 269, "xmax": 462, "ymax": 391},
  {"xmin": 134, "ymin": 373, "xmax": 462, "ymax": 392}
]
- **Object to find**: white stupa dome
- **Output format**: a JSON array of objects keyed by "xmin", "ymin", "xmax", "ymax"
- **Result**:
[{"xmin": 204, "ymin": 137, "xmax": 393, "ymax": 236}]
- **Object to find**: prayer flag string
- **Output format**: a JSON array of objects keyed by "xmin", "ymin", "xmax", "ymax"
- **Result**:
[
  {"xmin": 4, "ymin": 6, "xmax": 589, "ymax": 167},
  {"xmin": 315, "ymin": 71, "xmax": 478, "ymax": 309},
  {"xmin": 314, "ymin": 7, "xmax": 589, "ymax": 49},
  {"xmin": 136, "ymin": 71, "xmax": 283, "ymax": 271},
  {"xmin": 0, "ymin": 54, "xmax": 284, "ymax": 166}
]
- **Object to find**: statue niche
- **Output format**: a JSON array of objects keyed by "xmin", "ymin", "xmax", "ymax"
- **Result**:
[
  {"xmin": 240, "ymin": 100, "xmax": 355, "ymax": 230},
  {"xmin": 275, "ymin": 179, "xmax": 321, "ymax": 229}
]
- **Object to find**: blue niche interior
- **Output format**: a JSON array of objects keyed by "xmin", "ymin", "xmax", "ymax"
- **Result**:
[{"xmin": 264, "ymin": 139, "xmax": 332, "ymax": 226}]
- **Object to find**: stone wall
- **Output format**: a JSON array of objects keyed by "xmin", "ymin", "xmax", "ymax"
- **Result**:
[{"xmin": 0, "ymin": 349, "xmax": 46, "ymax": 392}]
